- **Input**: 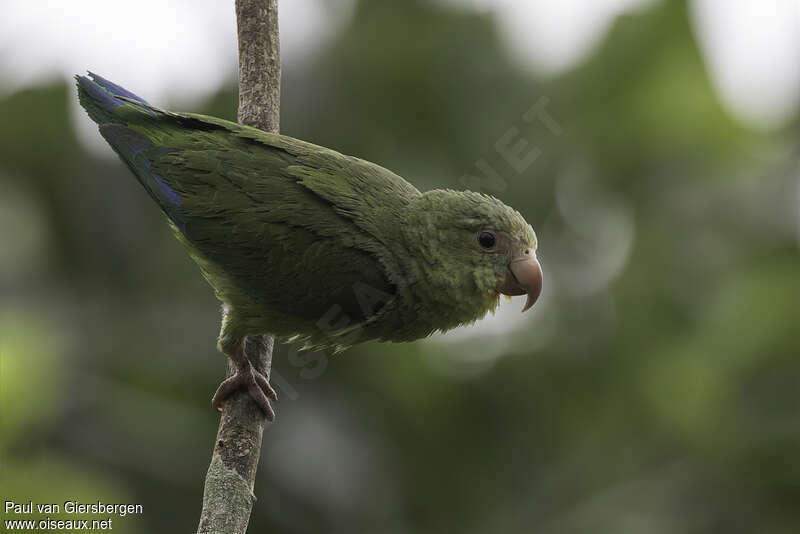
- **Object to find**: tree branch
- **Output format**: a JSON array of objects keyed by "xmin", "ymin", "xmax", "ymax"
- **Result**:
[
  {"xmin": 197, "ymin": 1, "xmax": 280, "ymax": 533},
  {"xmin": 236, "ymin": 0, "xmax": 281, "ymax": 132}
]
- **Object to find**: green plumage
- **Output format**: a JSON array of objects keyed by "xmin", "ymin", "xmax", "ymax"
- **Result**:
[{"xmin": 76, "ymin": 73, "xmax": 538, "ymax": 354}]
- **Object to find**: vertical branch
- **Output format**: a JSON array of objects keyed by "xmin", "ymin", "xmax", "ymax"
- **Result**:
[
  {"xmin": 197, "ymin": 1, "xmax": 280, "ymax": 533},
  {"xmin": 236, "ymin": 0, "xmax": 281, "ymax": 131}
]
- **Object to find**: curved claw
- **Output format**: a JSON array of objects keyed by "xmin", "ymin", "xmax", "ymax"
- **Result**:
[
  {"xmin": 254, "ymin": 371, "xmax": 278, "ymax": 402},
  {"xmin": 211, "ymin": 349, "xmax": 277, "ymax": 421}
]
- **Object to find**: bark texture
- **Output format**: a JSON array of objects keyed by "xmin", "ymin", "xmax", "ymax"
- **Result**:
[
  {"xmin": 236, "ymin": 0, "xmax": 281, "ymax": 132},
  {"xmin": 197, "ymin": 1, "xmax": 280, "ymax": 532}
]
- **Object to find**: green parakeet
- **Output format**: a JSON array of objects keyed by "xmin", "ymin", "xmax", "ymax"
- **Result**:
[{"xmin": 76, "ymin": 73, "xmax": 542, "ymax": 420}]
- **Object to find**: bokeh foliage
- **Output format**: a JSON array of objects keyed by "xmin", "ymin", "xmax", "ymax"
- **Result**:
[{"xmin": 1, "ymin": 1, "xmax": 798, "ymax": 533}]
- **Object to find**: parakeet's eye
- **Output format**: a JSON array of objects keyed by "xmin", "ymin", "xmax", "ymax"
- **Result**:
[{"xmin": 477, "ymin": 231, "xmax": 496, "ymax": 249}]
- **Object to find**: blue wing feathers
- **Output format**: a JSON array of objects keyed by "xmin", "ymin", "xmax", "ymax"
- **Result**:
[
  {"xmin": 98, "ymin": 124, "xmax": 184, "ymax": 230},
  {"xmin": 76, "ymin": 74, "xmax": 124, "ymax": 114},
  {"xmin": 77, "ymin": 73, "xmax": 187, "ymax": 230},
  {"xmin": 76, "ymin": 73, "xmax": 160, "ymax": 122},
  {"xmin": 86, "ymin": 72, "xmax": 150, "ymax": 105}
]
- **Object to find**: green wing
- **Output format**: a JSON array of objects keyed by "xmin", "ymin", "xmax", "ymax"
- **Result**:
[{"xmin": 77, "ymin": 74, "xmax": 419, "ymax": 341}]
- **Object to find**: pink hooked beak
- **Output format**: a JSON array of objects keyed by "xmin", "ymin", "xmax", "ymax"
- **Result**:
[{"xmin": 496, "ymin": 250, "xmax": 543, "ymax": 312}]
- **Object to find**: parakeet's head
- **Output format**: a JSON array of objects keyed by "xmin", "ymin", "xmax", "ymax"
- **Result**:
[{"xmin": 404, "ymin": 190, "xmax": 542, "ymax": 323}]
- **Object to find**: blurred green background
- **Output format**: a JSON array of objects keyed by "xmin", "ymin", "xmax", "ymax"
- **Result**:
[{"xmin": 2, "ymin": 0, "xmax": 799, "ymax": 533}]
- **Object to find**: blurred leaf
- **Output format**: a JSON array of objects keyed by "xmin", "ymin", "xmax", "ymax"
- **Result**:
[{"xmin": 0, "ymin": 311, "xmax": 61, "ymax": 448}]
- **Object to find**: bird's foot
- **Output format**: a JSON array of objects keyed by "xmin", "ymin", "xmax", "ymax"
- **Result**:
[{"xmin": 211, "ymin": 347, "xmax": 277, "ymax": 420}]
